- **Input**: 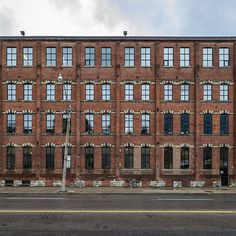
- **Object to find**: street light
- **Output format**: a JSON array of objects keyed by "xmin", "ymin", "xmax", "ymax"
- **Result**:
[{"xmin": 58, "ymin": 73, "xmax": 72, "ymax": 192}]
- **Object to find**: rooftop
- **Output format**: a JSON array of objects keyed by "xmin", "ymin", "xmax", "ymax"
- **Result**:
[{"xmin": 1, "ymin": 36, "xmax": 236, "ymax": 42}]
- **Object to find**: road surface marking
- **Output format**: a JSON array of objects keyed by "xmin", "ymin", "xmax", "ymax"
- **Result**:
[
  {"xmin": 5, "ymin": 197, "xmax": 213, "ymax": 201},
  {"xmin": 152, "ymin": 198, "xmax": 213, "ymax": 201},
  {"xmin": 0, "ymin": 210, "xmax": 235, "ymax": 214},
  {"xmin": 6, "ymin": 197, "xmax": 69, "ymax": 200}
]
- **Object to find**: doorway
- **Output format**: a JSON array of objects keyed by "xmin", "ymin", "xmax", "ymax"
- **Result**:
[{"xmin": 220, "ymin": 147, "xmax": 228, "ymax": 186}]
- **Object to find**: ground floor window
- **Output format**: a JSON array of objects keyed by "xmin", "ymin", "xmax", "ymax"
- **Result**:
[
  {"xmin": 85, "ymin": 146, "xmax": 94, "ymax": 169},
  {"xmin": 23, "ymin": 146, "xmax": 32, "ymax": 169},
  {"xmin": 46, "ymin": 146, "xmax": 55, "ymax": 169},
  {"xmin": 164, "ymin": 146, "xmax": 173, "ymax": 169},
  {"xmin": 7, "ymin": 146, "xmax": 15, "ymax": 170},
  {"xmin": 124, "ymin": 146, "xmax": 133, "ymax": 169},
  {"xmin": 220, "ymin": 147, "xmax": 228, "ymax": 169},
  {"xmin": 203, "ymin": 147, "xmax": 212, "ymax": 169},
  {"xmin": 180, "ymin": 146, "xmax": 189, "ymax": 169},
  {"xmin": 102, "ymin": 146, "xmax": 111, "ymax": 169},
  {"xmin": 141, "ymin": 146, "xmax": 150, "ymax": 169}
]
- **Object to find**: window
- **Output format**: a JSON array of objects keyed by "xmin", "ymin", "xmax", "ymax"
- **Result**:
[
  {"xmin": 203, "ymin": 84, "xmax": 212, "ymax": 101},
  {"xmin": 181, "ymin": 146, "xmax": 189, "ymax": 169},
  {"xmin": 85, "ymin": 113, "xmax": 94, "ymax": 133},
  {"xmin": 220, "ymin": 113, "xmax": 229, "ymax": 135},
  {"xmin": 181, "ymin": 83, "xmax": 189, "ymax": 101},
  {"xmin": 220, "ymin": 84, "xmax": 228, "ymax": 101},
  {"xmin": 220, "ymin": 147, "xmax": 228, "ymax": 169},
  {"xmin": 63, "ymin": 83, "xmax": 72, "ymax": 101},
  {"xmin": 23, "ymin": 114, "xmax": 32, "ymax": 134},
  {"xmin": 7, "ymin": 83, "xmax": 16, "ymax": 100},
  {"xmin": 62, "ymin": 47, "xmax": 72, "ymax": 66},
  {"xmin": 181, "ymin": 113, "xmax": 189, "ymax": 134},
  {"xmin": 7, "ymin": 113, "xmax": 16, "ymax": 133},
  {"xmin": 125, "ymin": 83, "xmax": 133, "ymax": 101},
  {"xmin": 203, "ymin": 48, "xmax": 213, "ymax": 67},
  {"xmin": 164, "ymin": 146, "xmax": 173, "ymax": 169},
  {"xmin": 164, "ymin": 84, "xmax": 172, "ymax": 101},
  {"xmin": 101, "ymin": 47, "xmax": 111, "ymax": 66},
  {"xmin": 22, "ymin": 47, "xmax": 33, "ymax": 66},
  {"xmin": 102, "ymin": 83, "xmax": 110, "ymax": 101},
  {"xmin": 85, "ymin": 83, "xmax": 94, "ymax": 100},
  {"xmin": 180, "ymin": 47, "xmax": 190, "ymax": 67},
  {"xmin": 141, "ymin": 83, "xmax": 150, "ymax": 101},
  {"xmin": 124, "ymin": 146, "xmax": 133, "ymax": 169},
  {"xmin": 24, "ymin": 83, "xmax": 33, "ymax": 101},
  {"xmin": 85, "ymin": 146, "xmax": 94, "ymax": 169},
  {"xmin": 203, "ymin": 147, "xmax": 212, "ymax": 169},
  {"xmin": 219, "ymin": 48, "xmax": 229, "ymax": 67},
  {"xmin": 141, "ymin": 113, "xmax": 150, "ymax": 135},
  {"xmin": 204, "ymin": 113, "xmax": 212, "ymax": 134},
  {"xmin": 141, "ymin": 146, "xmax": 150, "ymax": 169},
  {"xmin": 62, "ymin": 146, "xmax": 72, "ymax": 169},
  {"xmin": 125, "ymin": 113, "xmax": 133, "ymax": 134},
  {"xmin": 102, "ymin": 146, "xmax": 111, "ymax": 169},
  {"xmin": 163, "ymin": 48, "xmax": 173, "ymax": 67},
  {"xmin": 6, "ymin": 47, "xmax": 17, "ymax": 67},
  {"xmin": 164, "ymin": 113, "xmax": 173, "ymax": 134},
  {"xmin": 46, "ymin": 83, "xmax": 55, "ymax": 101},
  {"xmin": 102, "ymin": 113, "xmax": 110, "ymax": 135},
  {"xmin": 85, "ymin": 47, "xmax": 95, "ymax": 66},
  {"xmin": 62, "ymin": 113, "xmax": 71, "ymax": 134},
  {"xmin": 141, "ymin": 47, "xmax": 151, "ymax": 66},
  {"xmin": 46, "ymin": 47, "xmax": 56, "ymax": 66},
  {"xmin": 124, "ymin": 47, "xmax": 134, "ymax": 66},
  {"xmin": 46, "ymin": 146, "xmax": 55, "ymax": 169},
  {"xmin": 46, "ymin": 113, "xmax": 55, "ymax": 134},
  {"xmin": 7, "ymin": 146, "xmax": 15, "ymax": 170},
  {"xmin": 23, "ymin": 146, "xmax": 32, "ymax": 169}
]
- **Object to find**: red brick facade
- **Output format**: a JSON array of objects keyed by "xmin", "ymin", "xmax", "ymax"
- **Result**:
[{"xmin": 0, "ymin": 36, "xmax": 236, "ymax": 187}]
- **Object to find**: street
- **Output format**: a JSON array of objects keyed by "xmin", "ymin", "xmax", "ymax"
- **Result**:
[{"xmin": 0, "ymin": 193, "xmax": 236, "ymax": 235}]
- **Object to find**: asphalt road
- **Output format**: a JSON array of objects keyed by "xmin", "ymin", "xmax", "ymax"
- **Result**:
[{"xmin": 0, "ymin": 193, "xmax": 236, "ymax": 236}]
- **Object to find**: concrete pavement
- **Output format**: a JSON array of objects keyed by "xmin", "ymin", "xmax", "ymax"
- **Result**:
[{"xmin": 0, "ymin": 186, "xmax": 236, "ymax": 194}]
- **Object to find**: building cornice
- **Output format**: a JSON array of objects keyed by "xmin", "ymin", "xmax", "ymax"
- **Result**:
[{"xmin": 1, "ymin": 36, "xmax": 236, "ymax": 42}]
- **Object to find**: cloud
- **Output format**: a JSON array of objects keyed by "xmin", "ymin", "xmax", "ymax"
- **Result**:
[
  {"xmin": 0, "ymin": 0, "xmax": 236, "ymax": 36},
  {"xmin": 0, "ymin": 6, "xmax": 18, "ymax": 35}
]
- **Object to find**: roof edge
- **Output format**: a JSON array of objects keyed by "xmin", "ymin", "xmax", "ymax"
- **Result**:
[{"xmin": 1, "ymin": 36, "xmax": 236, "ymax": 41}]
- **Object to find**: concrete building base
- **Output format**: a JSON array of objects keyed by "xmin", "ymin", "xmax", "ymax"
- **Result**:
[{"xmin": 190, "ymin": 181, "xmax": 205, "ymax": 187}]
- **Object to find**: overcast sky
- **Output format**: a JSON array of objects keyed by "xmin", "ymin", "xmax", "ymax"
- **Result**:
[{"xmin": 0, "ymin": 0, "xmax": 236, "ymax": 36}]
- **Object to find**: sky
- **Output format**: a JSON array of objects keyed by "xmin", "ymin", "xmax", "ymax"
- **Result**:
[{"xmin": 0, "ymin": 0, "xmax": 236, "ymax": 36}]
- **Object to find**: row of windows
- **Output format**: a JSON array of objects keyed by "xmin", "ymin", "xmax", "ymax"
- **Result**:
[
  {"xmin": 6, "ymin": 112, "xmax": 229, "ymax": 135},
  {"xmin": 7, "ymin": 113, "xmax": 70, "ymax": 134},
  {"xmin": 163, "ymin": 113, "xmax": 229, "ymax": 135},
  {"xmin": 6, "ymin": 145, "xmax": 228, "ymax": 171},
  {"xmin": 5, "ymin": 146, "xmax": 150, "ymax": 170},
  {"xmin": 164, "ymin": 146, "xmax": 228, "ymax": 170},
  {"xmin": 6, "ymin": 83, "xmax": 229, "ymax": 102},
  {"xmin": 5, "ymin": 47, "xmax": 231, "ymax": 68},
  {"xmin": 6, "ymin": 83, "xmax": 72, "ymax": 101},
  {"xmin": 163, "ymin": 83, "xmax": 229, "ymax": 101}
]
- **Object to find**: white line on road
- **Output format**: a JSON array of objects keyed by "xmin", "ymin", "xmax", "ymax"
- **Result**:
[
  {"xmin": 5, "ymin": 197, "xmax": 70, "ymax": 200},
  {"xmin": 152, "ymin": 198, "xmax": 213, "ymax": 201},
  {"xmin": 4, "ymin": 197, "xmax": 213, "ymax": 201}
]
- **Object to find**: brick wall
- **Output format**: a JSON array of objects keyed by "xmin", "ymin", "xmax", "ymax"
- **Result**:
[{"xmin": 0, "ymin": 37, "xmax": 235, "ymax": 187}]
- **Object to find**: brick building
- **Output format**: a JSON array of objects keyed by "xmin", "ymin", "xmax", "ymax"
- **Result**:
[{"xmin": 0, "ymin": 36, "xmax": 236, "ymax": 187}]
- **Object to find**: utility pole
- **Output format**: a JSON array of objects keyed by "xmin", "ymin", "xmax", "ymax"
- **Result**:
[{"xmin": 58, "ymin": 73, "xmax": 72, "ymax": 192}]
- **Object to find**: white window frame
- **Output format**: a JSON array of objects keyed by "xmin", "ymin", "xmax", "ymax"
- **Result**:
[{"xmin": 203, "ymin": 84, "xmax": 212, "ymax": 101}]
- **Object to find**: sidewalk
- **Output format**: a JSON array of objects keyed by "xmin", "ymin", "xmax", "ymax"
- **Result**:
[{"xmin": 0, "ymin": 186, "xmax": 236, "ymax": 194}]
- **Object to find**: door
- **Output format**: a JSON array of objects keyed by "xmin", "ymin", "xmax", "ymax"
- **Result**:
[{"xmin": 220, "ymin": 147, "xmax": 228, "ymax": 186}]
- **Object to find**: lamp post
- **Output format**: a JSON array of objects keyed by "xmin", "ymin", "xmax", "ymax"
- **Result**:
[{"xmin": 58, "ymin": 73, "xmax": 72, "ymax": 192}]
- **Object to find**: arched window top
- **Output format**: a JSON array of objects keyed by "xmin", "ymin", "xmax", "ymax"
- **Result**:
[{"xmin": 46, "ymin": 81, "xmax": 56, "ymax": 85}]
